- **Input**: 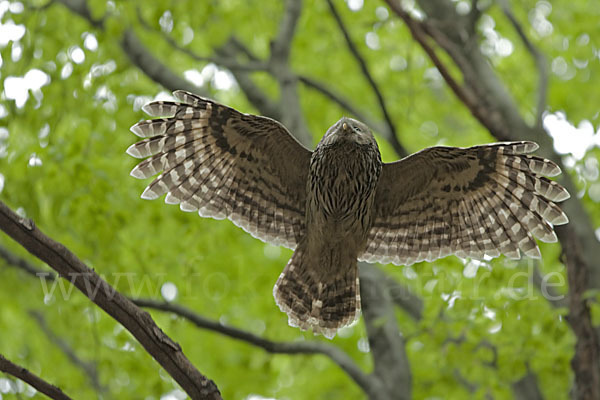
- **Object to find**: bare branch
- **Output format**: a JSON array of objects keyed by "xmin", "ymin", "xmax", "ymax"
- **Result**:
[
  {"xmin": 0, "ymin": 200, "xmax": 222, "ymax": 399},
  {"xmin": 298, "ymin": 76, "xmax": 387, "ymax": 134},
  {"xmin": 383, "ymin": 276, "xmax": 424, "ymax": 320},
  {"xmin": 0, "ymin": 354, "xmax": 73, "ymax": 400},
  {"xmin": 121, "ymin": 29, "xmax": 205, "ymax": 96},
  {"xmin": 385, "ymin": 1, "xmax": 600, "ymax": 397},
  {"xmin": 55, "ymin": 0, "xmax": 102, "ymax": 28},
  {"xmin": 29, "ymin": 310, "xmax": 104, "ymax": 393},
  {"xmin": 55, "ymin": 0, "xmax": 205, "ymax": 96},
  {"xmin": 135, "ymin": 8, "xmax": 268, "ymax": 73},
  {"xmin": 512, "ymin": 368, "xmax": 544, "ymax": 400},
  {"xmin": 267, "ymin": 0, "xmax": 313, "ymax": 147},
  {"xmin": 562, "ymin": 225, "xmax": 600, "ymax": 400},
  {"xmin": 131, "ymin": 297, "xmax": 380, "ymax": 396},
  {"xmin": 359, "ymin": 264, "xmax": 412, "ymax": 400},
  {"xmin": 498, "ymin": 1, "xmax": 548, "ymax": 128},
  {"xmin": 383, "ymin": 1, "xmax": 491, "ymax": 136},
  {"xmin": 326, "ymin": 0, "xmax": 407, "ymax": 157},
  {"xmin": 0, "ymin": 243, "xmax": 56, "ymax": 280},
  {"xmin": 214, "ymin": 38, "xmax": 285, "ymax": 123},
  {"xmin": 270, "ymin": 0, "xmax": 303, "ymax": 62}
]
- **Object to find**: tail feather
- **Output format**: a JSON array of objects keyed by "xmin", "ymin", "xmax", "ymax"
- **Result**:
[{"xmin": 273, "ymin": 244, "xmax": 360, "ymax": 339}]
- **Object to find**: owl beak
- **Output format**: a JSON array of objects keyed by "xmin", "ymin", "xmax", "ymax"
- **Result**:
[{"xmin": 342, "ymin": 122, "xmax": 348, "ymax": 131}]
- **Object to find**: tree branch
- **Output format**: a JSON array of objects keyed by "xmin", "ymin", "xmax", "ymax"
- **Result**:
[
  {"xmin": 121, "ymin": 29, "xmax": 206, "ymax": 96},
  {"xmin": 499, "ymin": 0, "xmax": 548, "ymax": 129},
  {"xmin": 512, "ymin": 368, "xmax": 544, "ymax": 400},
  {"xmin": 0, "ymin": 354, "xmax": 73, "ymax": 400},
  {"xmin": 131, "ymin": 297, "xmax": 379, "ymax": 396},
  {"xmin": 269, "ymin": 0, "xmax": 303, "ymax": 62},
  {"xmin": 0, "ymin": 200, "xmax": 221, "ymax": 399},
  {"xmin": 55, "ymin": 0, "xmax": 205, "ymax": 96},
  {"xmin": 298, "ymin": 75, "xmax": 387, "ymax": 135},
  {"xmin": 135, "ymin": 7, "xmax": 268, "ymax": 73},
  {"xmin": 385, "ymin": 1, "xmax": 600, "ymax": 398},
  {"xmin": 29, "ymin": 310, "xmax": 104, "ymax": 393},
  {"xmin": 326, "ymin": 0, "xmax": 407, "ymax": 158},
  {"xmin": 214, "ymin": 38, "xmax": 285, "ymax": 124},
  {"xmin": 359, "ymin": 264, "xmax": 412, "ymax": 400},
  {"xmin": 0, "ymin": 243, "xmax": 57, "ymax": 280},
  {"xmin": 383, "ymin": 1, "xmax": 488, "ymax": 136},
  {"xmin": 266, "ymin": 0, "xmax": 313, "ymax": 147},
  {"xmin": 383, "ymin": 274, "xmax": 424, "ymax": 320}
]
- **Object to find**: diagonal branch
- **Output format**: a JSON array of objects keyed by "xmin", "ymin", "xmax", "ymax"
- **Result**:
[
  {"xmin": 55, "ymin": 0, "xmax": 205, "ymax": 96},
  {"xmin": 383, "ymin": 1, "xmax": 489, "ymax": 136},
  {"xmin": 266, "ymin": 0, "xmax": 312, "ymax": 146},
  {"xmin": 131, "ymin": 297, "xmax": 380, "ymax": 396},
  {"xmin": 0, "ymin": 243, "xmax": 57, "ymax": 280},
  {"xmin": 359, "ymin": 264, "xmax": 412, "ymax": 400},
  {"xmin": 135, "ymin": 7, "xmax": 268, "ymax": 73},
  {"xmin": 498, "ymin": 0, "xmax": 548, "ymax": 128},
  {"xmin": 29, "ymin": 310, "xmax": 104, "ymax": 393},
  {"xmin": 0, "ymin": 200, "xmax": 221, "ymax": 399},
  {"xmin": 121, "ymin": 29, "xmax": 206, "ymax": 96},
  {"xmin": 385, "ymin": 1, "xmax": 600, "ymax": 398},
  {"xmin": 298, "ymin": 76, "xmax": 387, "ymax": 134},
  {"xmin": 326, "ymin": 0, "xmax": 407, "ymax": 157},
  {"xmin": 0, "ymin": 354, "xmax": 73, "ymax": 400},
  {"xmin": 269, "ymin": 0, "xmax": 303, "ymax": 62}
]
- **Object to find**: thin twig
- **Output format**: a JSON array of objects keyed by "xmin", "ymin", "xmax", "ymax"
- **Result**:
[
  {"xmin": 385, "ymin": 1, "xmax": 477, "ymax": 111},
  {"xmin": 135, "ymin": 7, "xmax": 268, "ymax": 73},
  {"xmin": 326, "ymin": 0, "xmax": 407, "ymax": 157},
  {"xmin": 131, "ymin": 298, "xmax": 380, "ymax": 396},
  {"xmin": 29, "ymin": 311, "xmax": 104, "ymax": 393},
  {"xmin": 499, "ymin": 1, "xmax": 548, "ymax": 128},
  {"xmin": 0, "ymin": 354, "xmax": 73, "ymax": 400},
  {"xmin": 0, "ymin": 243, "xmax": 57, "ymax": 280},
  {"xmin": 298, "ymin": 75, "xmax": 386, "ymax": 134},
  {"xmin": 270, "ymin": 0, "xmax": 303, "ymax": 62}
]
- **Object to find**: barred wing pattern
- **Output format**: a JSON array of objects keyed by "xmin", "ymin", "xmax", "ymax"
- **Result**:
[
  {"xmin": 360, "ymin": 142, "xmax": 570, "ymax": 265},
  {"xmin": 128, "ymin": 91, "xmax": 312, "ymax": 249}
]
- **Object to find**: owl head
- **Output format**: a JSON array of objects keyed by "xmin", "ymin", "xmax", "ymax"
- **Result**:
[{"xmin": 321, "ymin": 117, "xmax": 377, "ymax": 147}]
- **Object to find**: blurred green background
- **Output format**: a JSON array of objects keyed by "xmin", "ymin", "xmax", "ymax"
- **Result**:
[{"xmin": 0, "ymin": 0, "xmax": 599, "ymax": 399}]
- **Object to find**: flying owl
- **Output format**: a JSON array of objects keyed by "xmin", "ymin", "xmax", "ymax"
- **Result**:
[{"xmin": 127, "ymin": 90, "xmax": 570, "ymax": 339}]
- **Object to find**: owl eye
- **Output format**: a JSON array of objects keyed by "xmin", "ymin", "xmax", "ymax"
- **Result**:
[{"xmin": 353, "ymin": 126, "xmax": 363, "ymax": 134}]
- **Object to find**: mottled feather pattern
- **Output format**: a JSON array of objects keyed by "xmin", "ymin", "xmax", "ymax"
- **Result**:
[
  {"xmin": 359, "ymin": 142, "xmax": 569, "ymax": 265},
  {"xmin": 129, "ymin": 92, "xmax": 570, "ymax": 339},
  {"xmin": 128, "ymin": 91, "xmax": 312, "ymax": 249},
  {"xmin": 273, "ymin": 243, "xmax": 361, "ymax": 339}
]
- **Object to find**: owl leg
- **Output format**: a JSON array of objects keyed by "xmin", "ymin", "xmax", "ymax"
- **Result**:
[{"xmin": 272, "ymin": 240, "xmax": 361, "ymax": 339}]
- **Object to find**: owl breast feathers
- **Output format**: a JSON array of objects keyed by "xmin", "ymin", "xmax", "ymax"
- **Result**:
[{"xmin": 128, "ymin": 90, "xmax": 569, "ymax": 338}]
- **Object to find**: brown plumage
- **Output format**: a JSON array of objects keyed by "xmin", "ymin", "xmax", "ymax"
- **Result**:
[{"xmin": 128, "ymin": 91, "xmax": 570, "ymax": 339}]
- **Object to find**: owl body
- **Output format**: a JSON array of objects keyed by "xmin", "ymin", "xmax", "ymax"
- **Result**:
[
  {"xmin": 306, "ymin": 118, "xmax": 382, "ymax": 243},
  {"xmin": 128, "ymin": 91, "xmax": 570, "ymax": 339},
  {"xmin": 271, "ymin": 119, "xmax": 383, "ymax": 337}
]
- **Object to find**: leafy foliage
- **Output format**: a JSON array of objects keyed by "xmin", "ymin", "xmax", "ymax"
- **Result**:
[{"xmin": 0, "ymin": 0, "xmax": 598, "ymax": 398}]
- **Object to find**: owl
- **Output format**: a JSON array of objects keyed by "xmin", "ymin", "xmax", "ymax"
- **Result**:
[{"xmin": 128, "ymin": 91, "xmax": 569, "ymax": 339}]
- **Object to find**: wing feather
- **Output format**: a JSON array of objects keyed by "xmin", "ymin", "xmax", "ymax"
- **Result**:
[
  {"xmin": 359, "ymin": 141, "xmax": 569, "ymax": 265},
  {"xmin": 128, "ymin": 91, "xmax": 312, "ymax": 249}
]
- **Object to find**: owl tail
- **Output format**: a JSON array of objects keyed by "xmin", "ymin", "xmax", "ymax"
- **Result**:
[{"xmin": 273, "ymin": 242, "xmax": 361, "ymax": 339}]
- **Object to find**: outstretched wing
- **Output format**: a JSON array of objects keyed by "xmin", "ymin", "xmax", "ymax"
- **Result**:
[
  {"xmin": 127, "ymin": 90, "xmax": 312, "ymax": 249},
  {"xmin": 359, "ymin": 142, "xmax": 569, "ymax": 265}
]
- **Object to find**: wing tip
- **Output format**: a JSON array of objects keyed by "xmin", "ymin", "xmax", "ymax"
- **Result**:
[
  {"xmin": 129, "ymin": 165, "xmax": 147, "ymax": 179},
  {"xmin": 126, "ymin": 143, "xmax": 143, "ymax": 158},
  {"xmin": 130, "ymin": 123, "xmax": 146, "ymax": 138},
  {"xmin": 141, "ymin": 103, "xmax": 154, "ymax": 115},
  {"xmin": 555, "ymin": 188, "xmax": 571, "ymax": 202},
  {"xmin": 140, "ymin": 186, "xmax": 159, "ymax": 200}
]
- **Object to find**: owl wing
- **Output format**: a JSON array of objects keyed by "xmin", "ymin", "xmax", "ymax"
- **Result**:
[
  {"xmin": 359, "ymin": 142, "xmax": 570, "ymax": 265},
  {"xmin": 127, "ymin": 90, "xmax": 312, "ymax": 249}
]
